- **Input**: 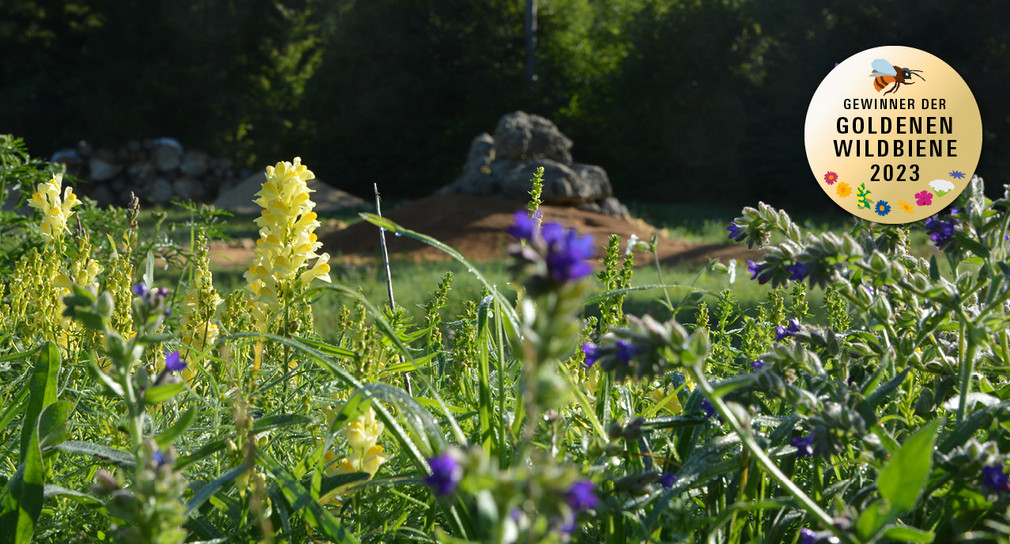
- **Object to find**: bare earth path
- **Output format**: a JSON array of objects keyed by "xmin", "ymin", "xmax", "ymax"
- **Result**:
[{"xmin": 206, "ymin": 194, "xmax": 759, "ymax": 270}]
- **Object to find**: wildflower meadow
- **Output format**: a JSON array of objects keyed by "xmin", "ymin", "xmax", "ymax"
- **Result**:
[{"xmin": 4, "ymin": 133, "xmax": 1010, "ymax": 544}]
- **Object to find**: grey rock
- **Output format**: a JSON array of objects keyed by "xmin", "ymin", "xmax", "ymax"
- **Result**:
[
  {"xmin": 127, "ymin": 160, "xmax": 154, "ymax": 183},
  {"xmin": 440, "ymin": 111, "xmax": 627, "ymax": 216},
  {"xmin": 599, "ymin": 197, "xmax": 630, "ymax": 218},
  {"xmin": 571, "ymin": 164, "xmax": 613, "ymax": 199},
  {"xmin": 152, "ymin": 143, "xmax": 182, "ymax": 172},
  {"xmin": 493, "ymin": 111, "xmax": 573, "ymax": 163},
  {"xmin": 180, "ymin": 150, "xmax": 210, "ymax": 177},
  {"xmin": 89, "ymin": 152, "xmax": 122, "ymax": 182}
]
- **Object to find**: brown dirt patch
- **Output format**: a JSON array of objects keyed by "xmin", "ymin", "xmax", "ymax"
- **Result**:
[{"xmin": 319, "ymin": 194, "xmax": 760, "ymax": 268}]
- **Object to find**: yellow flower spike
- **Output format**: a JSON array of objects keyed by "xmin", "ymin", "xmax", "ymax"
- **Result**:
[
  {"xmin": 246, "ymin": 157, "xmax": 330, "ymax": 333},
  {"xmin": 27, "ymin": 173, "xmax": 80, "ymax": 242}
]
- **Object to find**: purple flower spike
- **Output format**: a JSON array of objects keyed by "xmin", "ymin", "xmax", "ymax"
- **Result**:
[
  {"xmin": 726, "ymin": 222, "xmax": 746, "ymax": 242},
  {"xmin": 425, "ymin": 453, "xmax": 463, "ymax": 497},
  {"xmin": 507, "ymin": 210, "xmax": 540, "ymax": 241},
  {"xmin": 746, "ymin": 260, "xmax": 774, "ymax": 285},
  {"xmin": 786, "ymin": 261, "xmax": 808, "ymax": 282},
  {"xmin": 658, "ymin": 472, "xmax": 677, "ymax": 489},
  {"xmin": 565, "ymin": 480, "xmax": 598, "ymax": 511},
  {"xmin": 545, "ymin": 228, "xmax": 595, "ymax": 282},
  {"xmin": 132, "ymin": 282, "xmax": 149, "ymax": 297},
  {"xmin": 925, "ymin": 215, "xmax": 957, "ymax": 251},
  {"xmin": 165, "ymin": 350, "xmax": 187, "ymax": 372},
  {"xmin": 799, "ymin": 527, "xmax": 817, "ymax": 544},
  {"xmin": 615, "ymin": 339, "xmax": 636, "ymax": 364},
  {"xmin": 750, "ymin": 359, "xmax": 765, "ymax": 371},
  {"xmin": 791, "ymin": 434, "xmax": 815, "ymax": 458},
  {"xmin": 982, "ymin": 464, "xmax": 1010, "ymax": 493},
  {"xmin": 775, "ymin": 319, "xmax": 801, "ymax": 341},
  {"xmin": 582, "ymin": 342, "xmax": 601, "ymax": 368}
]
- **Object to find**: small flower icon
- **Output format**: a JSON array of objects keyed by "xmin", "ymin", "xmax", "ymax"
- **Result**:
[
  {"xmin": 897, "ymin": 200, "xmax": 914, "ymax": 214},
  {"xmin": 949, "ymin": 170, "xmax": 966, "ymax": 180},
  {"xmin": 823, "ymin": 171, "xmax": 839, "ymax": 185},
  {"xmin": 875, "ymin": 200, "xmax": 891, "ymax": 217},
  {"xmin": 915, "ymin": 190, "xmax": 933, "ymax": 206},
  {"xmin": 835, "ymin": 182, "xmax": 852, "ymax": 198}
]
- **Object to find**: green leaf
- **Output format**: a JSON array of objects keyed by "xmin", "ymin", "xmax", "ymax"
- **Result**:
[
  {"xmin": 263, "ymin": 454, "xmax": 358, "ymax": 543},
  {"xmin": 877, "ymin": 419, "xmax": 942, "ymax": 515},
  {"xmin": 185, "ymin": 465, "xmax": 248, "ymax": 516},
  {"xmin": 854, "ymin": 500, "xmax": 889, "ymax": 540},
  {"xmin": 0, "ymin": 384, "xmax": 29, "ymax": 436},
  {"xmin": 85, "ymin": 351, "xmax": 124, "ymax": 397},
  {"xmin": 954, "ymin": 232, "xmax": 989, "ymax": 259},
  {"xmin": 54, "ymin": 441, "xmax": 135, "ymax": 471},
  {"xmin": 318, "ymin": 472, "xmax": 370, "ymax": 497},
  {"xmin": 292, "ymin": 337, "xmax": 356, "ymax": 359},
  {"xmin": 857, "ymin": 368, "xmax": 910, "ymax": 424},
  {"xmin": 37, "ymin": 401, "xmax": 73, "ymax": 450},
  {"xmin": 42, "ymin": 484, "xmax": 101, "ymax": 505},
  {"xmin": 175, "ymin": 439, "xmax": 228, "ymax": 471},
  {"xmin": 154, "ymin": 407, "xmax": 197, "ymax": 449},
  {"xmin": 929, "ymin": 255, "xmax": 940, "ymax": 282},
  {"xmin": 21, "ymin": 343, "xmax": 60, "ymax": 459},
  {"xmin": 251, "ymin": 414, "xmax": 312, "ymax": 434},
  {"xmin": 882, "ymin": 526, "xmax": 935, "ymax": 542},
  {"xmin": 1, "ymin": 397, "xmax": 70, "ymax": 544},
  {"xmin": 144, "ymin": 382, "xmax": 185, "ymax": 404}
]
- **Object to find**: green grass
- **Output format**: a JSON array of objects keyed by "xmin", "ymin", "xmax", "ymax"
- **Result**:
[{"xmin": 159, "ymin": 199, "xmax": 915, "ymax": 338}]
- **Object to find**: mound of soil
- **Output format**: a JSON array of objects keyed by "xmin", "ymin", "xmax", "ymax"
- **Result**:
[{"xmin": 321, "ymin": 194, "xmax": 759, "ymax": 267}]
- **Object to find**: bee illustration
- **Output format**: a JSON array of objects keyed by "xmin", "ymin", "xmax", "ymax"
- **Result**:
[{"xmin": 870, "ymin": 58, "xmax": 925, "ymax": 95}]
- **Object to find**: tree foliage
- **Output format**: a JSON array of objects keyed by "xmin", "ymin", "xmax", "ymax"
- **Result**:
[{"xmin": 2, "ymin": 0, "xmax": 1008, "ymax": 209}]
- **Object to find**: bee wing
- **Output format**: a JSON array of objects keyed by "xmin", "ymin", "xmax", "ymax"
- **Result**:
[{"xmin": 870, "ymin": 59, "xmax": 897, "ymax": 76}]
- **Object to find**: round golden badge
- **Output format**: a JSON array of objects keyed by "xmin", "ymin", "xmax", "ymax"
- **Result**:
[{"xmin": 804, "ymin": 46, "xmax": 982, "ymax": 224}]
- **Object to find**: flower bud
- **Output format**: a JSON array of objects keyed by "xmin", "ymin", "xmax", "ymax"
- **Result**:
[{"xmin": 92, "ymin": 468, "xmax": 120, "ymax": 494}]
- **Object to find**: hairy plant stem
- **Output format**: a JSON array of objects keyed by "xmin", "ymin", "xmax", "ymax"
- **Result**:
[
  {"xmin": 955, "ymin": 319, "xmax": 979, "ymax": 424},
  {"xmin": 685, "ymin": 364, "xmax": 857, "ymax": 544}
]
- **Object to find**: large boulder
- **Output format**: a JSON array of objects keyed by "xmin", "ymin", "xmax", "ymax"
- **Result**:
[
  {"xmin": 492, "ymin": 111, "xmax": 573, "ymax": 164},
  {"xmin": 439, "ymin": 111, "xmax": 628, "ymax": 217}
]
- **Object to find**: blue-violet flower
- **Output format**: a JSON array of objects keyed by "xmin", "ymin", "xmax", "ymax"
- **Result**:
[
  {"xmin": 425, "ymin": 453, "xmax": 463, "ymax": 497},
  {"xmin": 566, "ymin": 480, "xmax": 598, "ymax": 511}
]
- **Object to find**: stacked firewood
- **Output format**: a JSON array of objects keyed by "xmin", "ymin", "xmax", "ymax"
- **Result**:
[{"xmin": 50, "ymin": 137, "xmax": 239, "ymax": 206}]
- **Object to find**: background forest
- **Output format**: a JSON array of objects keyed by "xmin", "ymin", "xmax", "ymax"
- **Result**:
[{"xmin": 3, "ymin": 0, "xmax": 1009, "ymax": 210}]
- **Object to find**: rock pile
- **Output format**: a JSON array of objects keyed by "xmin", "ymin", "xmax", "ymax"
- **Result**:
[
  {"xmin": 438, "ymin": 111, "xmax": 629, "ymax": 217},
  {"xmin": 50, "ymin": 137, "xmax": 239, "ymax": 206}
]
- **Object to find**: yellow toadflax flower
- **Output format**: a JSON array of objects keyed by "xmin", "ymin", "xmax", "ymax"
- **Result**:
[
  {"xmin": 344, "ymin": 406, "xmax": 385, "ymax": 452},
  {"xmin": 28, "ymin": 173, "xmax": 80, "ymax": 242},
  {"xmin": 180, "ymin": 232, "xmax": 223, "ymax": 380},
  {"xmin": 244, "ymin": 158, "xmax": 331, "ymax": 330}
]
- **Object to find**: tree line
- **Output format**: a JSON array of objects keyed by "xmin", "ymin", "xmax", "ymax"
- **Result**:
[{"xmin": 3, "ymin": 0, "xmax": 1007, "ymax": 210}]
